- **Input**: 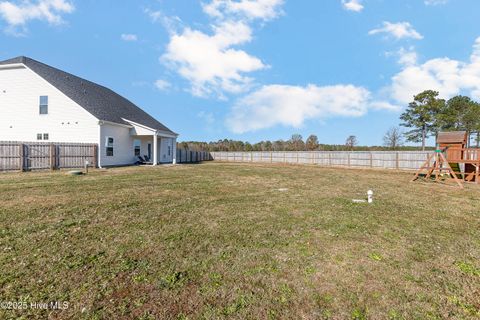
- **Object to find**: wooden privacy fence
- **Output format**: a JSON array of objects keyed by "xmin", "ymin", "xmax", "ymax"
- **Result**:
[
  {"xmin": 176, "ymin": 149, "xmax": 212, "ymax": 163},
  {"xmin": 0, "ymin": 142, "xmax": 97, "ymax": 172},
  {"xmin": 210, "ymin": 151, "xmax": 432, "ymax": 171}
]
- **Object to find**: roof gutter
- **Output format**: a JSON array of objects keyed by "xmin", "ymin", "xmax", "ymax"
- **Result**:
[
  {"xmin": 123, "ymin": 118, "xmax": 179, "ymax": 138},
  {"xmin": 98, "ymin": 120, "xmax": 133, "ymax": 129}
]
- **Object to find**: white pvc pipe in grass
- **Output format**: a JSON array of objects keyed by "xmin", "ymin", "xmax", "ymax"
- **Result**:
[{"xmin": 367, "ymin": 190, "xmax": 373, "ymax": 204}]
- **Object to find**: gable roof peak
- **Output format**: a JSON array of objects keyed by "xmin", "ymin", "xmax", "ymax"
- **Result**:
[
  {"xmin": 0, "ymin": 56, "xmax": 28, "ymax": 65},
  {"xmin": 0, "ymin": 56, "xmax": 176, "ymax": 135}
]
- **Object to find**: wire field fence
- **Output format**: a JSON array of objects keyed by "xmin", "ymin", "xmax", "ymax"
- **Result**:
[
  {"xmin": 210, "ymin": 151, "xmax": 432, "ymax": 171},
  {"xmin": 0, "ymin": 142, "xmax": 97, "ymax": 172}
]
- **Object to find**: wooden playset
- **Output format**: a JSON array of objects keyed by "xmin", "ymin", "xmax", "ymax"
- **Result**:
[{"xmin": 412, "ymin": 131, "xmax": 480, "ymax": 188}]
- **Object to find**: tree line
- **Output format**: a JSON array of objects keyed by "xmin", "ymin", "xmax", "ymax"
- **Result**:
[
  {"xmin": 179, "ymin": 90, "xmax": 480, "ymax": 152},
  {"xmin": 179, "ymin": 134, "xmax": 432, "ymax": 152},
  {"xmin": 400, "ymin": 90, "xmax": 480, "ymax": 150}
]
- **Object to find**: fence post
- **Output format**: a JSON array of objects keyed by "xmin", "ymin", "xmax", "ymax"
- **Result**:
[
  {"xmin": 50, "ymin": 143, "xmax": 55, "ymax": 170},
  {"xmin": 329, "ymin": 152, "xmax": 332, "ymax": 167},
  {"xmin": 348, "ymin": 152, "xmax": 351, "ymax": 167},
  {"xmin": 93, "ymin": 145, "xmax": 98, "ymax": 168},
  {"xmin": 396, "ymin": 152, "xmax": 400, "ymax": 170},
  {"xmin": 19, "ymin": 143, "xmax": 24, "ymax": 172},
  {"xmin": 370, "ymin": 152, "xmax": 373, "ymax": 168}
]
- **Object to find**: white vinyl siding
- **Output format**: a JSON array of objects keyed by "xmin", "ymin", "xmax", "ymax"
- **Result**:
[
  {"xmin": 99, "ymin": 123, "xmax": 137, "ymax": 166},
  {"xmin": 0, "ymin": 64, "xmax": 178, "ymax": 167},
  {"xmin": 160, "ymin": 137, "xmax": 174, "ymax": 163},
  {"xmin": 0, "ymin": 66, "xmax": 99, "ymax": 143}
]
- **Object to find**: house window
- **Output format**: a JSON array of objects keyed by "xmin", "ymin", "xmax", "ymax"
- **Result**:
[
  {"xmin": 168, "ymin": 146, "xmax": 171, "ymax": 156},
  {"xmin": 106, "ymin": 137, "xmax": 114, "ymax": 157},
  {"xmin": 133, "ymin": 139, "xmax": 141, "ymax": 156},
  {"xmin": 37, "ymin": 133, "xmax": 49, "ymax": 140},
  {"xmin": 39, "ymin": 96, "xmax": 48, "ymax": 115}
]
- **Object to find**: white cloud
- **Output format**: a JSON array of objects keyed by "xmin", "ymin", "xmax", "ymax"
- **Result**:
[
  {"xmin": 154, "ymin": 79, "xmax": 172, "ymax": 91},
  {"xmin": 198, "ymin": 111, "xmax": 215, "ymax": 125},
  {"xmin": 226, "ymin": 84, "xmax": 374, "ymax": 133},
  {"xmin": 341, "ymin": 0, "xmax": 364, "ymax": 12},
  {"xmin": 145, "ymin": 8, "xmax": 162, "ymax": 22},
  {"xmin": 0, "ymin": 0, "xmax": 74, "ymax": 33},
  {"xmin": 203, "ymin": 0, "xmax": 284, "ymax": 21},
  {"xmin": 162, "ymin": 22, "xmax": 265, "ymax": 97},
  {"xmin": 121, "ymin": 33, "xmax": 137, "ymax": 42},
  {"xmin": 386, "ymin": 37, "xmax": 480, "ymax": 105},
  {"xmin": 388, "ymin": 46, "xmax": 418, "ymax": 67},
  {"xmin": 424, "ymin": 0, "xmax": 448, "ymax": 5},
  {"xmin": 369, "ymin": 21, "xmax": 423, "ymax": 40},
  {"xmin": 145, "ymin": 8, "xmax": 182, "ymax": 33},
  {"xmin": 161, "ymin": 0, "xmax": 283, "ymax": 98},
  {"xmin": 369, "ymin": 101, "xmax": 401, "ymax": 111}
]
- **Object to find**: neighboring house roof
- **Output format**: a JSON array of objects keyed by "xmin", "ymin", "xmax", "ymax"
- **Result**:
[{"xmin": 0, "ymin": 56, "xmax": 176, "ymax": 135}]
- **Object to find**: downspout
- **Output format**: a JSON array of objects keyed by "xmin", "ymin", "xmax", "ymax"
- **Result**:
[
  {"xmin": 172, "ymin": 137, "xmax": 177, "ymax": 165},
  {"xmin": 98, "ymin": 121, "xmax": 104, "ymax": 168}
]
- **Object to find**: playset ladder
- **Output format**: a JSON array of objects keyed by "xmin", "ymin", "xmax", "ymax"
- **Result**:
[{"xmin": 412, "ymin": 151, "xmax": 464, "ymax": 189}]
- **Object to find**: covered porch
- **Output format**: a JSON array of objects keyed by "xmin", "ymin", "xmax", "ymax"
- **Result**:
[{"xmin": 126, "ymin": 119, "xmax": 178, "ymax": 165}]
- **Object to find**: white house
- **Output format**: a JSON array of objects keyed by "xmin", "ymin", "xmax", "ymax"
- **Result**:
[{"xmin": 0, "ymin": 56, "xmax": 178, "ymax": 167}]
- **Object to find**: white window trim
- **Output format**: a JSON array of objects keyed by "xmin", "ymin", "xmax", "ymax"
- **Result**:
[
  {"xmin": 133, "ymin": 139, "xmax": 141, "ymax": 156},
  {"xmin": 39, "ymin": 95, "xmax": 48, "ymax": 115},
  {"xmin": 106, "ymin": 136, "xmax": 114, "ymax": 157}
]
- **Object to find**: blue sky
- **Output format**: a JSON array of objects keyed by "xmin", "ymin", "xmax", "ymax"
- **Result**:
[{"xmin": 1, "ymin": 0, "xmax": 480, "ymax": 145}]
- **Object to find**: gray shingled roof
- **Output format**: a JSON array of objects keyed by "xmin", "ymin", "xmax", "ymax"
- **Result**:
[{"xmin": 0, "ymin": 56, "xmax": 176, "ymax": 134}]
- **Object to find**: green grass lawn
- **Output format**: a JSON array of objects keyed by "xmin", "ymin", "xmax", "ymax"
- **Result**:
[{"xmin": 0, "ymin": 163, "xmax": 479, "ymax": 319}]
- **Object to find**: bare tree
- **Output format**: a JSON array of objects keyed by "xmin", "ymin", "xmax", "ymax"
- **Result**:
[
  {"xmin": 383, "ymin": 127, "xmax": 404, "ymax": 150},
  {"xmin": 289, "ymin": 134, "xmax": 305, "ymax": 151},
  {"xmin": 345, "ymin": 135, "xmax": 358, "ymax": 150}
]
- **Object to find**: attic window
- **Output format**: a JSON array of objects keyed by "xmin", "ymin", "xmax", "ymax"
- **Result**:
[{"xmin": 39, "ymin": 96, "xmax": 48, "ymax": 114}]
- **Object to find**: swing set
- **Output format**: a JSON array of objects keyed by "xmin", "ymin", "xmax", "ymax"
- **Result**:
[{"xmin": 412, "ymin": 131, "xmax": 480, "ymax": 189}]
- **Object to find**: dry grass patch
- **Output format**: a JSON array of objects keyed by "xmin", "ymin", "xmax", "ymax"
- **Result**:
[{"xmin": 0, "ymin": 163, "xmax": 479, "ymax": 319}]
